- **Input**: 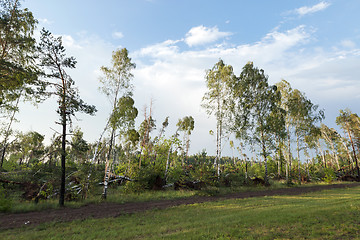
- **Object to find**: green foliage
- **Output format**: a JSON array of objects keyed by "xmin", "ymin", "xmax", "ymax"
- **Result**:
[
  {"xmin": 0, "ymin": 0, "xmax": 46, "ymax": 110},
  {"xmin": 201, "ymin": 59, "xmax": 235, "ymax": 174},
  {"xmin": 189, "ymin": 162, "xmax": 217, "ymax": 185},
  {"xmin": 38, "ymin": 28, "xmax": 97, "ymax": 120},
  {"xmin": 247, "ymin": 162, "xmax": 265, "ymax": 179},
  {"xmin": 99, "ymin": 48, "xmax": 135, "ymax": 98},
  {"xmin": 176, "ymin": 116, "xmax": 195, "ymax": 159},
  {"xmin": 110, "ymin": 96, "xmax": 138, "ymax": 134},
  {"xmin": 220, "ymin": 164, "xmax": 246, "ymax": 187},
  {"xmin": 37, "ymin": 28, "xmax": 97, "ymax": 206},
  {"xmin": 322, "ymin": 168, "xmax": 336, "ymax": 183},
  {"xmin": 0, "ymin": 185, "xmax": 12, "ymax": 212},
  {"xmin": 69, "ymin": 128, "xmax": 90, "ymax": 163}
]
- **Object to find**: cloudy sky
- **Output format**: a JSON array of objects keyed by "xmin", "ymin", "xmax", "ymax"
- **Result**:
[{"xmin": 16, "ymin": 0, "xmax": 360, "ymax": 157}]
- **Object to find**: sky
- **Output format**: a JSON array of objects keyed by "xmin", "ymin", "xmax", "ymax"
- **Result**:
[{"xmin": 14, "ymin": 0, "xmax": 360, "ymax": 157}]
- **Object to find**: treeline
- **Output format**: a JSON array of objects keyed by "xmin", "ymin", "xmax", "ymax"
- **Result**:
[{"xmin": 0, "ymin": 0, "xmax": 359, "ymax": 207}]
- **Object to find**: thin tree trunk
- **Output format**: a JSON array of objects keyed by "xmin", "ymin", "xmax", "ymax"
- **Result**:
[
  {"xmin": 84, "ymin": 119, "xmax": 110, "ymax": 198},
  {"xmin": 245, "ymin": 160, "xmax": 248, "ymax": 183},
  {"xmin": 296, "ymin": 134, "xmax": 301, "ymax": 184},
  {"xmin": 165, "ymin": 128, "xmax": 180, "ymax": 181},
  {"xmin": 332, "ymin": 144, "xmax": 340, "ymax": 170},
  {"xmin": 139, "ymin": 107, "xmax": 151, "ymax": 169},
  {"xmin": 306, "ymin": 159, "xmax": 310, "ymax": 180},
  {"xmin": 323, "ymin": 130, "xmax": 340, "ymax": 170},
  {"xmin": 165, "ymin": 146, "xmax": 172, "ymax": 181},
  {"xmin": 286, "ymin": 125, "xmax": 291, "ymax": 183},
  {"xmin": 0, "ymin": 92, "xmax": 21, "ymax": 168},
  {"xmin": 346, "ymin": 125, "xmax": 360, "ymax": 178},
  {"xmin": 340, "ymin": 137, "xmax": 353, "ymax": 170},
  {"xmin": 317, "ymin": 140, "xmax": 326, "ymax": 168},
  {"xmin": 216, "ymin": 121, "xmax": 220, "ymax": 175},
  {"xmin": 102, "ymin": 129, "xmax": 115, "ymax": 199},
  {"xmin": 277, "ymin": 139, "xmax": 282, "ymax": 178},
  {"xmin": 59, "ymin": 107, "xmax": 66, "ymax": 207},
  {"xmin": 261, "ymin": 131, "xmax": 269, "ymax": 185}
]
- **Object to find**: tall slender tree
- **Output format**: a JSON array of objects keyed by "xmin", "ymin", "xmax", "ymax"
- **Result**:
[
  {"xmin": 177, "ymin": 116, "xmax": 195, "ymax": 164},
  {"xmin": 0, "ymin": 0, "xmax": 44, "ymax": 108},
  {"xmin": 37, "ymin": 29, "xmax": 96, "ymax": 206},
  {"xmin": 288, "ymin": 89, "xmax": 324, "ymax": 183},
  {"xmin": 232, "ymin": 62, "xmax": 284, "ymax": 185},
  {"xmin": 276, "ymin": 80, "xmax": 293, "ymax": 183},
  {"xmin": 201, "ymin": 59, "xmax": 234, "ymax": 175},
  {"xmin": 99, "ymin": 48, "xmax": 136, "ymax": 199},
  {"xmin": 0, "ymin": 0, "xmax": 46, "ymax": 168},
  {"xmin": 320, "ymin": 124, "xmax": 340, "ymax": 169},
  {"xmin": 336, "ymin": 109, "xmax": 360, "ymax": 178}
]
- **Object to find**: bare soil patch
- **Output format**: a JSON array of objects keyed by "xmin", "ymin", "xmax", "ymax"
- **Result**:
[{"xmin": 1, "ymin": 183, "xmax": 358, "ymax": 230}]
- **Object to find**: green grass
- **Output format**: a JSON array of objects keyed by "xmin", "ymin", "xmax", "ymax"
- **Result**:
[
  {"xmin": 2, "ymin": 186, "xmax": 360, "ymax": 239},
  {"xmin": 5, "ymin": 188, "xmax": 198, "ymax": 213},
  {"xmin": 3, "ymin": 180, "xmax": 354, "ymax": 214}
]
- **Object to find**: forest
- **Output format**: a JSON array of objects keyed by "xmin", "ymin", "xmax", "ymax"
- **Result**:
[{"xmin": 1, "ymin": 0, "xmax": 360, "ymax": 212}]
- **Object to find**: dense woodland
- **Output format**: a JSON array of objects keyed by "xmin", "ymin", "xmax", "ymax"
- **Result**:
[{"xmin": 1, "ymin": 0, "xmax": 360, "ymax": 208}]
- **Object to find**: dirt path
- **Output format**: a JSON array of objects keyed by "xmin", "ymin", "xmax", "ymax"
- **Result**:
[{"xmin": 1, "ymin": 183, "xmax": 359, "ymax": 230}]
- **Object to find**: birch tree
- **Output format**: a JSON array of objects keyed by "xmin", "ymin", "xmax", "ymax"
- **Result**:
[
  {"xmin": 0, "ymin": 0, "xmax": 45, "ymax": 108},
  {"xmin": 232, "ymin": 62, "xmax": 284, "ymax": 185},
  {"xmin": 276, "ymin": 80, "xmax": 293, "ymax": 183},
  {"xmin": 99, "ymin": 48, "xmax": 136, "ymax": 199},
  {"xmin": 288, "ymin": 89, "xmax": 324, "ymax": 183},
  {"xmin": 0, "ymin": 0, "xmax": 46, "ymax": 168},
  {"xmin": 177, "ymin": 116, "xmax": 195, "ymax": 164},
  {"xmin": 336, "ymin": 109, "xmax": 360, "ymax": 178},
  {"xmin": 320, "ymin": 124, "xmax": 340, "ymax": 169},
  {"xmin": 201, "ymin": 59, "xmax": 234, "ymax": 175}
]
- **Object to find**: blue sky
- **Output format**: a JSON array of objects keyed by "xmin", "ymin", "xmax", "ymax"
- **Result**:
[{"xmin": 17, "ymin": 0, "xmax": 360, "ymax": 157}]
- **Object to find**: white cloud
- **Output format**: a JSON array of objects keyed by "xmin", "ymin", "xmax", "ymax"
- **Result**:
[
  {"xmin": 137, "ymin": 39, "xmax": 181, "ymax": 59},
  {"xmin": 131, "ymin": 24, "xmax": 360, "ymax": 155},
  {"xmin": 295, "ymin": 1, "xmax": 331, "ymax": 16},
  {"xmin": 38, "ymin": 18, "xmax": 53, "ymax": 25},
  {"xmin": 62, "ymin": 35, "xmax": 82, "ymax": 49},
  {"xmin": 184, "ymin": 25, "xmax": 232, "ymax": 47},
  {"xmin": 17, "ymin": 24, "xmax": 360, "ymax": 156},
  {"xmin": 341, "ymin": 40, "xmax": 356, "ymax": 49},
  {"xmin": 131, "ymin": 25, "xmax": 315, "ymax": 155},
  {"xmin": 112, "ymin": 31, "xmax": 124, "ymax": 39},
  {"xmin": 15, "ymin": 32, "xmax": 115, "ymax": 146}
]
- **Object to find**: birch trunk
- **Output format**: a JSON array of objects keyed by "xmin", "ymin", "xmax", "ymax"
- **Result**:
[
  {"xmin": 296, "ymin": 133, "xmax": 301, "ymax": 184},
  {"xmin": 0, "ymin": 94, "xmax": 21, "ymax": 168},
  {"xmin": 286, "ymin": 124, "xmax": 291, "ymax": 183},
  {"xmin": 346, "ymin": 125, "xmax": 360, "ymax": 178},
  {"xmin": 102, "ymin": 129, "xmax": 115, "ymax": 199}
]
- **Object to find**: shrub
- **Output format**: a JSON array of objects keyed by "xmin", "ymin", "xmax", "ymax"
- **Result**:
[
  {"xmin": 0, "ymin": 186, "xmax": 12, "ymax": 212},
  {"xmin": 322, "ymin": 168, "xmax": 336, "ymax": 183}
]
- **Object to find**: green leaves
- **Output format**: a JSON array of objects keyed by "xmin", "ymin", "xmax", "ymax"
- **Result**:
[
  {"xmin": 110, "ymin": 96, "xmax": 138, "ymax": 133},
  {"xmin": 201, "ymin": 59, "xmax": 235, "ymax": 168},
  {"xmin": 99, "ymin": 48, "xmax": 135, "ymax": 99},
  {"xmin": 0, "ymin": 0, "xmax": 44, "ymax": 111},
  {"xmin": 232, "ymin": 62, "xmax": 284, "ymax": 146},
  {"xmin": 177, "ymin": 116, "xmax": 195, "ymax": 136},
  {"xmin": 202, "ymin": 59, "xmax": 234, "ymax": 118},
  {"xmin": 37, "ymin": 29, "xmax": 97, "ymax": 122},
  {"xmin": 37, "ymin": 28, "xmax": 97, "ymax": 206}
]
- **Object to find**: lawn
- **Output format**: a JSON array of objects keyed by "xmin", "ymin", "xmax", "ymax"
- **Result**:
[{"xmin": 2, "ymin": 186, "xmax": 360, "ymax": 239}]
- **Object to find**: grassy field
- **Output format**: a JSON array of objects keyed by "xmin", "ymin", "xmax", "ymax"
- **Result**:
[
  {"xmin": 2, "ymin": 185, "xmax": 360, "ymax": 239},
  {"xmin": 2, "ymin": 180, "xmax": 339, "ymax": 213}
]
